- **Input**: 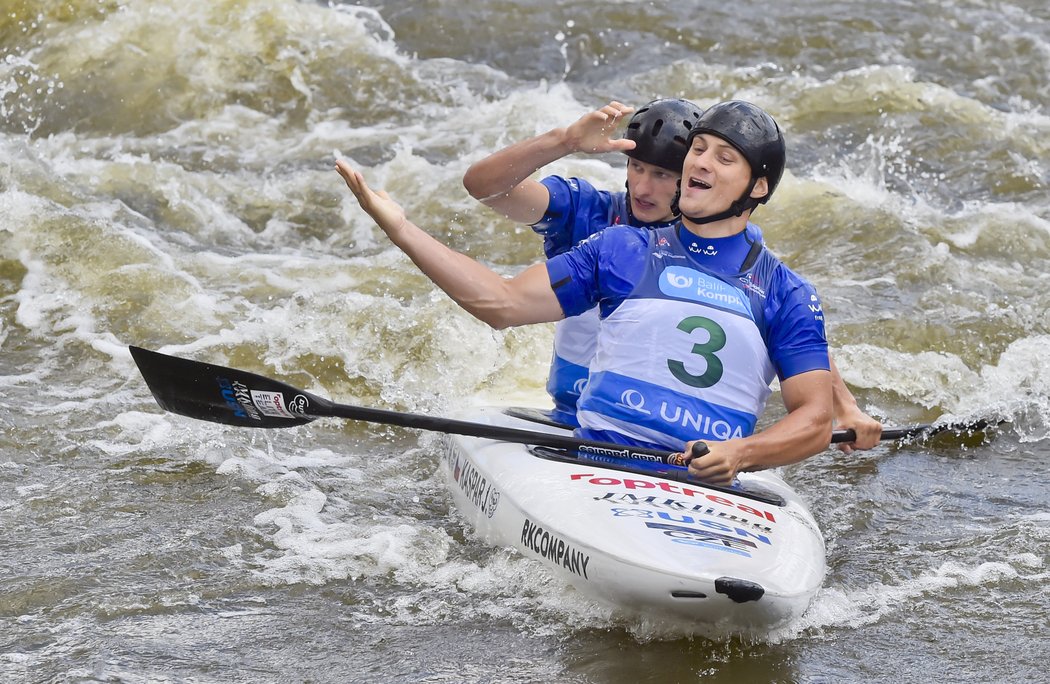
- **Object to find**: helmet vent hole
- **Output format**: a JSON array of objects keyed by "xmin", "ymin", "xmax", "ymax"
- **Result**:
[{"xmin": 650, "ymin": 119, "xmax": 664, "ymax": 138}]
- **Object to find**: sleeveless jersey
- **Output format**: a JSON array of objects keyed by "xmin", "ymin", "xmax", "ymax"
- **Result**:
[
  {"xmin": 532, "ymin": 175, "xmax": 674, "ymax": 425},
  {"xmin": 546, "ymin": 224, "xmax": 829, "ymax": 451}
]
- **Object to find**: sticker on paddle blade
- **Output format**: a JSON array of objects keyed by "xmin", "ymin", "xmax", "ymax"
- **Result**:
[{"xmin": 250, "ymin": 390, "xmax": 297, "ymax": 419}]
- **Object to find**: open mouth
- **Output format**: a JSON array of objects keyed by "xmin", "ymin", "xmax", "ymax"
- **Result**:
[{"xmin": 688, "ymin": 178, "xmax": 712, "ymax": 190}]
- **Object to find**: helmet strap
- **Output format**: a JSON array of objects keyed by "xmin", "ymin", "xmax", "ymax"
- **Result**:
[
  {"xmin": 675, "ymin": 178, "xmax": 762, "ymax": 225},
  {"xmin": 623, "ymin": 176, "xmax": 638, "ymax": 225}
]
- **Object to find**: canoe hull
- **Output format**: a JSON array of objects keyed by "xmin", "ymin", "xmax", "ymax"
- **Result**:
[{"xmin": 441, "ymin": 407, "xmax": 825, "ymax": 634}]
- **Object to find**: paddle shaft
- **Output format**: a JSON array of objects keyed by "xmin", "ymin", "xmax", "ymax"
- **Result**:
[
  {"xmin": 832, "ymin": 421, "xmax": 994, "ymax": 443},
  {"xmin": 322, "ymin": 401, "xmax": 690, "ymax": 463},
  {"xmin": 328, "ymin": 407, "xmax": 952, "ymax": 447},
  {"xmin": 129, "ymin": 347, "xmax": 993, "ymax": 461}
]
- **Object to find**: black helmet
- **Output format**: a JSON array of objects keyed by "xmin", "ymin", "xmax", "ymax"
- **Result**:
[
  {"xmin": 686, "ymin": 100, "xmax": 786, "ymax": 204},
  {"xmin": 623, "ymin": 98, "xmax": 703, "ymax": 173}
]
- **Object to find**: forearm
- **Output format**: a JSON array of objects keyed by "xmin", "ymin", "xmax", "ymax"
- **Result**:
[
  {"xmin": 462, "ymin": 127, "xmax": 573, "ymax": 203},
  {"xmin": 337, "ymin": 158, "xmax": 564, "ymax": 329},
  {"xmin": 737, "ymin": 369, "xmax": 834, "ymax": 471},
  {"xmin": 828, "ymin": 356, "xmax": 882, "ymax": 450},
  {"xmin": 735, "ymin": 402, "xmax": 833, "ymax": 471},
  {"xmin": 685, "ymin": 372, "xmax": 832, "ymax": 486},
  {"xmin": 385, "ymin": 217, "xmax": 561, "ymax": 329},
  {"xmin": 464, "ymin": 102, "xmax": 634, "ymax": 224},
  {"xmin": 830, "ymin": 356, "xmax": 860, "ymax": 419}
]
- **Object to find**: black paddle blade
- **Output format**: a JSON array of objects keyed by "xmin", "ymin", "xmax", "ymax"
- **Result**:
[{"xmin": 129, "ymin": 346, "xmax": 327, "ymax": 429}]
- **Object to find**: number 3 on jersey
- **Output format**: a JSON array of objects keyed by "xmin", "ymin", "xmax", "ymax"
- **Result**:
[{"xmin": 667, "ymin": 316, "xmax": 725, "ymax": 388}]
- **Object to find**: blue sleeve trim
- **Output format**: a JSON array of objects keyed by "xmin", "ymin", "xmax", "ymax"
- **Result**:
[
  {"xmin": 776, "ymin": 350, "xmax": 831, "ymax": 380},
  {"xmin": 764, "ymin": 268, "xmax": 830, "ymax": 381},
  {"xmin": 546, "ymin": 255, "xmax": 591, "ymax": 318}
]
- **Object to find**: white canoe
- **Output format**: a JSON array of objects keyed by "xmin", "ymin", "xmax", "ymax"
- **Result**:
[{"xmin": 441, "ymin": 406, "xmax": 826, "ymax": 634}]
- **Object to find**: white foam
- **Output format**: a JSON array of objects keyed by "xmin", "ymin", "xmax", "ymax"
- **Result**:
[
  {"xmin": 765, "ymin": 555, "xmax": 1045, "ymax": 643},
  {"xmin": 82, "ymin": 411, "xmax": 176, "ymax": 456}
]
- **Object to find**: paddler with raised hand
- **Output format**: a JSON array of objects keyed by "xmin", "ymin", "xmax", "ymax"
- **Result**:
[
  {"xmin": 462, "ymin": 98, "xmax": 882, "ymax": 453},
  {"xmin": 337, "ymin": 101, "xmax": 847, "ymax": 487},
  {"xmin": 462, "ymin": 99, "xmax": 685, "ymax": 427}
]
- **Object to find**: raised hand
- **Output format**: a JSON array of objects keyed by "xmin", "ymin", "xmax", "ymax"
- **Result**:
[
  {"xmin": 335, "ymin": 159, "xmax": 407, "ymax": 238},
  {"xmin": 563, "ymin": 101, "xmax": 638, "ymax": 155}
]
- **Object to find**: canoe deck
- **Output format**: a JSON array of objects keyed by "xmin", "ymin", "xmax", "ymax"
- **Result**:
[{"xmin": 441, "ymin": 407, "xmax": 826, "ymax": 634}]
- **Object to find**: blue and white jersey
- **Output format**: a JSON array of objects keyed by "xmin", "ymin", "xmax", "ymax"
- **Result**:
[
  {"xmin": 545, "ymin": 224, "xmax": 829, "ymax": 451},
  {"xmin": 532, "ymin": 175, "xmax": 673, "ymax": 426},
  {"xmin": 533, "ymin": 176, "xmax": 634, "ymax": 259}
]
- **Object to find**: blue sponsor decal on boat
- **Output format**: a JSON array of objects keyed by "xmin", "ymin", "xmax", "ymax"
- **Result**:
[
  {"xmin": 644, "ymin": 521, "xmax": 757, "ymax": 557},
  {"xmin": 606, "ymin": 507, "xmax": 771, "ymax": 554}
]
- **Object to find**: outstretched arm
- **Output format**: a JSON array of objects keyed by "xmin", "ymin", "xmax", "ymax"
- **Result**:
[
  {"xmin": 829, "ymin": 356, "xmax": 882, "ymax": 453},
  {"xmin": 684, "ymin": 369, "xmax": 834, "ymax": 486},
  {"xmin": 337, "ymin": 159, "xmax": 564, "ymax": 329},
  {"xmin": 462, "ymin": 101, "xmax": 637, "ymax": 224}
]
